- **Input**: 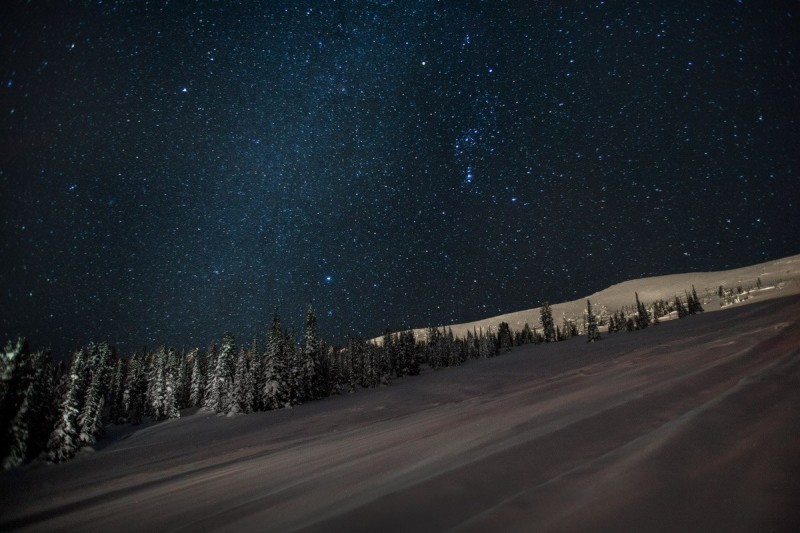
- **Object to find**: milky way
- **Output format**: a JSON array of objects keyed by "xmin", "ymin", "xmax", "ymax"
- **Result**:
[{"xmin": 1, "ymin": 1, "xmax": 798, "ymax": 356}]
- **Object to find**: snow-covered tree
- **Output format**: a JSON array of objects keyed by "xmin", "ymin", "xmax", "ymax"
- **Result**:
[
  {"xmin": 261, "ymin": 313, "xmax": 286, "ymax": 409},
  {"xmin": 108, "ymin": 357, "xmax": 127, "ymax": 424},
  {"xmin": 48, "ymin": 346, "xmax": 91, "ymax": 462},
  {"xmin": 3, "ymin": 347, "xmax": 54, "ymax": 468},
  {"xmin": 205, "ymin": 333, "xmax": 236, "ymax": 414},
  {"xmin": 284, "ymin": 329, "xmax": 303, "ymax": 404},
  {"xmin": 189, "ymin": 347, "xmax": 206, "ymax": 407},
  {"xmin": 148, "ymin": 347, "xmax": 179, "ymax": 421},
  {"xmin": 229, "ymin": 349, "xmax": 254, "ymax": 415},
  {"xmin": 78, "ymin": 342, "xmax": 114, "ymax": 445},
  {"xmin": 123, "ymin": 353, "xmax": 148, "ymax": 424},
  {"xmin": 176, "ymin": 349, "xmax": 192, "ymax": 409},
  {"xmin": 301, "ymin": 305, "xmax": 321, "ymax": 401},
  {"xmin": 0, "ymin": 338, "xmax": 29, "ymax": 462}
]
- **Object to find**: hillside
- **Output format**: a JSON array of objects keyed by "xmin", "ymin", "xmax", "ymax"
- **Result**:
[
  {"xmin": 1, "ymin": 289, "xmax": 799, "ymax": 531},
  {"xmin": 396, "ymin": 254, "xmax": 800, "ymax": 341}
]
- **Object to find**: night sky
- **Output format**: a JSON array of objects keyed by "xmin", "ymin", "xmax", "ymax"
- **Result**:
[{"xmin": 2, "ymin": 1, "xmax": 798, "ymax": 357}]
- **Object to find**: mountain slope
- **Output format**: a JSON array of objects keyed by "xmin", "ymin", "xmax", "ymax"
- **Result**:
[
  {"xmin": 1, "ymin": 291, "xmax": 799, "ymax": 531},
  {"xmin": 400, "ymin": 253, "xmax": 800, "ymax": 341}
]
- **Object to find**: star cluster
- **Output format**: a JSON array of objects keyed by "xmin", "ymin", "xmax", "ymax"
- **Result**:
[{"xmin": 1, "ymin": 1, "xmax": 798, "ymax": 356}]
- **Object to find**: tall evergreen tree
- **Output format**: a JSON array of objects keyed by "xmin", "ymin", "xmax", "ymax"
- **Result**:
[
  {"xmin": 586, "ymin": 300, "xmax": 601, "ymax": 343},
  {"xmin": 3, "ymin": 347, "xmax": 54, "ymax": 468},
  {"xmin": 301, "ymin": 305, "xmax": 320, "ymax": 402},
  {"xmin": 398, "ymin": 330, "xmax": 419, "ymax": 376},
  {"xmin": 229, "ymin": 348, "xmax": 253, "ymax": 415},
  {"xmin": 635, "ymin": 292, "xmax": 650, "ymax": 330},
  {"xmin": 78, "ymin": 342, "xmax": 114, "ymax": 445},
  {"xmin": 108, "ymin": 357, "xmax": 127, "ymax": 424},
  {"xmin": 0, "ymin": 337, "xmax": 30, "ymax": 462},
  {"xmin": 205, "ymin": 333, "xmax": 236, "ymax": 414},
  {"xmin": 497, "ymin": 322, "xmax": 513, "ymax": 352},
  {"xmin": 48, "ymin": 346, "xmax": 91, "ymax": 462},
  {"xmin": 262, "ymin": 312, "xmax": 287, "ymax": 409},
  {"xmin": 249, "ymin": 336, "xmax": 265, "ymax": 411},
  {"xmin": 148, "ymin": 347, "xmax": 179, "ymax": 421},
  {"xmin": 540, "ymin": 302, "xmax": 556, "ymax": 342},
  {"xmin": 124, "ymin": 353, "xmax": 149, "ymax": 424},
  {"xmin": 689, "ymin": 285, "xmax": 704, "ymax": 314}
]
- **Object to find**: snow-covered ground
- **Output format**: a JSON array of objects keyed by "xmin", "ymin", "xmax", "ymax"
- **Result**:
[{"xmin": 1, "ymin": 289, "xmax": 799, "ymax": 531}]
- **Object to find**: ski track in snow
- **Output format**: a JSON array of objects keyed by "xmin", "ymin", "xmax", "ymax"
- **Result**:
[{"xmin": 1, "ymin": 293, "xmax": 800, "ymax": 531}]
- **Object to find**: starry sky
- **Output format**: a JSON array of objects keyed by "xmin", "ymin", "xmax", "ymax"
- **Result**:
[{"xmin": 1, "ymin": 1, "xmax": 798, "ymax": 357}]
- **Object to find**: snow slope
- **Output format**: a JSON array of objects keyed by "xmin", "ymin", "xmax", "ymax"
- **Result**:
[
  {"xmin": 397, "ymin": 253, "xmax": 800, "ymax": 341},
  {"xmin": 1, "ymin": 291, "xmax": 799, "ymax": 531}
]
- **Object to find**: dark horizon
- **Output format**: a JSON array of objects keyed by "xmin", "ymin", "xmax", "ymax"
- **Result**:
[{"xmin": 2, "ymin": 1, "xmax": 798, "ymax": 358}]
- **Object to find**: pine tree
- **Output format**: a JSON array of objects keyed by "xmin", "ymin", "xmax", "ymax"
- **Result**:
[
  {"xmin": 205, "ymin": 334, "xmax": 236, "ymax": 414},
  {"xmin": 248, "ymin": 336, "xmax": 264, "ymax": 411},
  {"xmin": 108, "ymin": 357, "xmax": 126, "ymax": 424},
  {"xmin": 176, "ymin": 349, "xmax": 192, "ymax": 410},
  {"xmin": 229, "ymin": 349, "xmax": 253, "ymax": 415},
  {"xmin": 123, "ymin": 353, "xmax": 148, "ymax": 424},
  {"xmin": 78, "ymin": 342, "xmax": 114, "ymax": 445},
  {"xmin": 3, "ymin": 348, "xmax": 54, "ymax": 468},
  {"xmin": 540, "ymin": 302, "xmax": 556, "ymax": 342},
  {"xmin": 148, "ymin": 347, "xmax": 179, "ymax": 421},
  {"xmin": 690, "ymin": 285, "xmax": 704, "ymax": 314},
  {"xmin": 1, "ymin": 337, "xmax": 30, "ymax": 462},
  {"xmin": 262, "ymin": 312, "xmax": 286, "ymax": 409},
  {"xmin": 497, "ymin": 322, "xmax": 513, "ymax": 352},
  {"xmin": 47, "ymin": 346, "xmax": 91, "ymax": 462},
  {"xmin": 586, "ymin": 300, "xmax": 601, "ymax": 343},
  {"xmin": 301, "ymin": 305, "xmax": 320, "ymax": 402},
  {"xmin": 189, "ymin": 346, "xmax": 207, "ymax": 407},
  {"xmin": 398, "ymin": 330, "xmax": 419, "ymax": 376},
  {"xmin": 283, "ymin": 329, "xmax": 304, "ymax": 404},
  {"xmin": 634, "ymin": 293, "xmax": 650, "ymax": 330}
]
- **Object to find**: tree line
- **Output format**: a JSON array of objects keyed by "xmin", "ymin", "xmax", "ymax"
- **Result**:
[{"xmin": 1, "ymin": 287, "xmax": 704, "ymax": 468}]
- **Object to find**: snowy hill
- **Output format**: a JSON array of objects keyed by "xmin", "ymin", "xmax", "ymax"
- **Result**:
[
  {"xmin": 395, "ymin": 254, "xmax": 800, "ymax": 342},
  {"xmin": 1, "ymin": 255, "xmax": 800, "ymax": 531},
  {"xmin": 1, "ymin": 290, "xmax": 799, "ymax": 531}
]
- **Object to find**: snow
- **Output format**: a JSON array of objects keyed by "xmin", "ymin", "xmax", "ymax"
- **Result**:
[
  {"xmin": 1, "ymin": 290, "xmax": 799, "ymax": 531},
  {"xmin": 386, "ymin": 253, "xmax": 800, "ymax": 342}
]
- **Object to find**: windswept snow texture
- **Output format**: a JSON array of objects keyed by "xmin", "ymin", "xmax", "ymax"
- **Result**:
[{"xmin": 2, "ymin": 295, "xmax": 800, "ymax": 531}]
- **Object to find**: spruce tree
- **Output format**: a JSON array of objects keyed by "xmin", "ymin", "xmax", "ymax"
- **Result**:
[
  {"xmin": 229, "ymin": 349, "xmax": 253, "ymax": 415},
  {"xmin": 1, "ymin": 337, "xmax": 30, "ymax": 462},
  {"xmin": 540, "ymin": 302, "xmax": 556, "ymax": 342},
  {"xmin": 262, "ymin": 312, "xmax": 286, "ymax": 409},
  {"xmin": 148, "ymin": 347, "xmax": 179, "ymax": 421},
  {"xmin": 497, "ymin": 322, "xmax": 513, "ymax": 352},
  {"xmin": 189, "ymin": 347, "xmax": 207, "ymax": 407},
  {"xmin": 399, "ymin": 330, "xmax": 419, "ymax": 376},
  {"xmin": 108, "ymin": 357, "xmax": 126, "ymax": 424},
  {"xmin": 48, "ymin": 346, "xmax": 91, "ymax": 462},
  {"xmin": 301, "ymin": 305, "xmax": 320, "ymax": 401},
  {"xmin": 634, "ymin": 293, "xmax": 650, "ymax": 330},
  {"xmin": 124, "ymin": 353, "xmax": 148, "ymax": 424},
  {"xmin": 690, "ymin": 285, "xmax": 704, "ymax": 314},
  {"xmin": 3, "ymin": 348, "xmax": 54, "ymax": 468},
  {"xmin": 78, "ymin": 342, "xmax": 114, "ymax": 445},
  {"xmin": 205, "ymin": 334, "xmax": 236, "ymax": 414},
  {"xmin": 586, "ymin": 300, "xmax": 601, "ymax": 343}
]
